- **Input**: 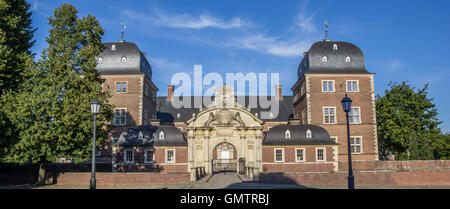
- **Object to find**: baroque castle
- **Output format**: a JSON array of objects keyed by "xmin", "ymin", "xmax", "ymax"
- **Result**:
[{"xmin": 94, "ymin": 38, "xmax": 378, "ymax": 181}]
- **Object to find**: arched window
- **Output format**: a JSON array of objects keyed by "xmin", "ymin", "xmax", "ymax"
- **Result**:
[
  {"xmin": 177, "ymin": 113, "xmax": 181, "ymax": 118},
  {"xmin": 306, "ymin": 129, "xmax": 312, "ymax": 138},
  {"xmin": 322, "ymin": 56, "xmax": 328, "ymax": 63},
  {"xmin": 111, "ymin": 44, "xmax": 116, "ymax": 51},
  {"xmin": 138, "ymin": 131, "xmax": 143, "ymax": 140},
  {"xmin": 333, "ymin": 44, "xmax": 338, "ymax": 50},
  {"xmin": 345, "ymin": 56, "xmax": 351, "ymax": 63},
  {"xmin": 159, "ymin": 131, "xmax": 165, "ymax": 140},
  {"xmin": 98, "ymin": 57, "xmax": 103, "ymax": 64},
  {"xmin": 255, "ymin": 113, "xmax": 258, "ymax": 118},
  {"xmin": 121, "ymin": 56, "xmax": 127, "ymax": 63},
  {"xmin": 285, "ymin": 130, "xmax": 291, "ymax": 139}
]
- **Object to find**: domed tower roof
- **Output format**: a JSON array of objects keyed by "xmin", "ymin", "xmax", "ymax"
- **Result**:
[
  {"xmin": 298, "ymin": 41, "xmax": 371, "ymax": 78},
  {"xmin": 96, "ymin": 42, "xmax": 152, "ymax": 79}
]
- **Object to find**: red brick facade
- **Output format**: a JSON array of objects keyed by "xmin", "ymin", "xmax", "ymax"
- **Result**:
[{"xmin": 292, "ymin": 74, "xmax": 378, "ymax": 162}]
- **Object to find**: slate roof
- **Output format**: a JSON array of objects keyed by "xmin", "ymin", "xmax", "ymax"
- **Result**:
[
  {"xmin": 96, "ymin": 42, "xmax": 152, "ymax": 79},
  {"xmin": 156, "ymin": 96, "xmax": 294, "ymax": 123},
  {"xmin": 298, "ymin": 41, "xmax": 372, "ymax": 78},
  {"xmin": 262, "ymin": 124, "xmax": 337, "ymax": 146},
  {"xmin": 114, "ymin": 125, "xmax": 187, "ymax": 147}
]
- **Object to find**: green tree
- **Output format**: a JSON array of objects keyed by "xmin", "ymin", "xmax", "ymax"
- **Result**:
[
  {"xmin": 0, "ymin": 0, "xmax": 35, "ymax": 159},
  {"xmin": 2, "ymin": 4, "xmax": 113, "ymax": 164},
  {"xmin": 376, "ymin": 81, "xmax": 443, "ymax": 160}
]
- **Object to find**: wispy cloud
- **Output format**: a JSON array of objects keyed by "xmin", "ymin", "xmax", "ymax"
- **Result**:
[
  {"xmin": 121, "ymin": 7, "xmax": 249, "ymax": 30},
  {"xmin": 387, "ymin": 59, "xmax": 406, "ymax": 72}
]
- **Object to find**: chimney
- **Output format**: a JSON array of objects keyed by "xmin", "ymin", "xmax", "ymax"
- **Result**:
[
  {"xmin": 275, "ymin": 84, "xmax": 283, "ymax": 100},
  {"xmin": 167, "ymin": 85, "xmax": 174, "ymax": 101}
]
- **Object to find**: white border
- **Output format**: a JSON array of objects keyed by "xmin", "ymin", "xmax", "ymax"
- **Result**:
[
  {"xmin": 274, "ymin": 148, "xmax": 285, "ymax": 162},
  {"xmin": 316, "ymin": 147, "xmax": 326, "ymax": 162},
  {"xmin": 124, "ymin": 149, "xmax": 134, "ymax": 164},
  {"xmin": 166, "ymin": 149, "xmax": 176, "ymax": 163},
  {"xmin": 295, "ymin": 148, "xmax": 306, "ymax": 162},
  {"xmin": 346, "ymin": 80, "xmax": 359, "ymax": 92},
  {"xmin": 323, "ymin": 106, "xmax": 337, "ymax": 124},
  {"xmin": 321, "ymin": 80, "xmax": 335, "ymax": 92}
]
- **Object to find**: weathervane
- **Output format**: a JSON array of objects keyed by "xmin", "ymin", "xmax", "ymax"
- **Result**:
[
  {"xmin": 120, "ymin": 22, "xmax": 126, "ymax": 42},
  {"xmin": 324, "ymin": 20, "xmax": 330, "ymax": 42}
]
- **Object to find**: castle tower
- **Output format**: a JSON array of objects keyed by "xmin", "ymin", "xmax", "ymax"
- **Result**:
[{"xmin": 291, "ymin": 40, "xmax": 378, "ymax": 161}]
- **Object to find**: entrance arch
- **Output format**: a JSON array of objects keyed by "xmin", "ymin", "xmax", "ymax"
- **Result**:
[{"xmin": 212, "ymin": 142, "xmax": 237, "ymax": 173}]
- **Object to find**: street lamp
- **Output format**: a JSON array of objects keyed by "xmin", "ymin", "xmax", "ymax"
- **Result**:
[
  {"xmin": 341, "ymin": 94, "xmax": 355, "ymax": 189},
  {"xmin": 90, "ymin": 98, "xmax": 101, "ymax": 189}
]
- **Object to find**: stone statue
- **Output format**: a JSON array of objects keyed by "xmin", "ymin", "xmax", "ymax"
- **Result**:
[
  {"xmin": 204, "ymin": 112, "xmax": 216, "ymax": 127},
  {"xmin": 233, "ymin": 112, "xmax": 245, "ymax": 128}
]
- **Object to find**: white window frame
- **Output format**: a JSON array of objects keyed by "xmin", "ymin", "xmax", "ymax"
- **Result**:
[
  {"xmin": 349, "ymin": 107, "xmax": 361, "ymax": 124},
  {"xmin": 124, "ymin": 149, "xmax": 134, "ymax": 164},
  {"xmin": 316, "ymin": 147, "xmax": 326, "ymax": 162},
  {"xmin": 323, "ymin": 106, "xmax": 337, "ymax": 124},
  {"xmin": 274, "ymin": 148, "xmax": 284, "ymax": 162},
  {"xmin": 345, "ymin": 56, "xmax": 351, "ymax": 63},
  {"xmin": 333, "ymin": 44, "xmax": 338, "ymax": 50},
  {"xmin": 113, "ymin": 108, "xmax": 127, "ymax": 126},
  {"xmin": 121, "ymin": 56, "xmax": 127, "ymax": 63},
  {"xmin": 98, "ymin": 57, "xmax": 103, "ymax": 64},
  {"xmin": 295, "ymin": 148, "xmax": 306, "ymax": 162},
  {"xmin": 350, "ymin": 136, "xmax": 363, "ymax": 154},
  {"xmin": 115, "ymin": 81, "xmax": 127, "ymax": 93},
  {"xmin": 166, "ymin": 149, "xmax": 175, "ymax": 163},
  {"xmin": 321, "ymin": 80, "xmax": 335, "ymax": 92},
  {"xmin": 322, "ymin": 56, "xmax": 328, "ymax": 63},
  {"xmin": 330, "ymin": 136, "xmax": 338, "ymax": 143},
  {"xmin": 306, "ymin": 129, "xmax": 312, "ymax": 138},
  {"xmin": 285, "ymin": 130, "xmax": 291, "ymax": 139},
  {"xmin": 346, "ymin": 80, "xmax": 359, "ymax": 92},
  {"xmin": 159, "ymin": 131, "xmax": 165, "ymax": 140},
  {"xmin": 144, "ymin": 149, "xmax": 155, "ymax": 164},
  {"xmin": 111, "ymin": 44, "xmax": 116, "ymax": 51}
]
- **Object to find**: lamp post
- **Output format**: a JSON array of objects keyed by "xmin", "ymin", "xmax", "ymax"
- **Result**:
[
  {"xmin": 341, "ymin": 94, "xmax": 355, "ymax": 189},
  {"xmin": 90, "ymin": 98, "xmax": 101, "ymax": 189}
]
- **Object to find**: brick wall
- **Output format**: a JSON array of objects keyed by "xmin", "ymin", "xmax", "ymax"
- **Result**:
[
  {"xmin": 339, "ymin": 160, "xmax": 449, "ymax": 171},
  {"xmin": 47, "ymin": 172, "xmax": 190, "ymax": 185},
  {"xmin": 259, "ymin": 170, "xmax": 450, "ymax": 187}
]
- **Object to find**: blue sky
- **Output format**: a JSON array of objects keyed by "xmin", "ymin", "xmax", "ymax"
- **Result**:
[{"xmin": 28, "ymin": 0, "xmax": 450, "ymax": 133}]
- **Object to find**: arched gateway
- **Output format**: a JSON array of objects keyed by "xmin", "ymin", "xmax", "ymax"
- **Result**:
[{"xmin": 185, "ymin": 86, "xmax": 264, "ymax": 178}]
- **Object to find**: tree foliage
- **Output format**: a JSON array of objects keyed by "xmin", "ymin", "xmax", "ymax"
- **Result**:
[
  {"xmin": 0, "ymin": 0, "xmax": 35, "ymax": 159},
  {"xmin": 376, "ymin": 81, "xmax": 448, "ymax": 160},
  {"xmin": 2, "ymin": 4, "xmax": 113, "ymax": 163}
]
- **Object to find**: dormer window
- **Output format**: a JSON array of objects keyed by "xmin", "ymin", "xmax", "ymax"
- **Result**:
[
  {"xmin": 111, "ymin": 44, "xmax": 116, "ymax": 51},
  {"xmin": 138, "ymin": 131, "xmax": 143, "ymax": 140},
  {"xmin": 285, "ymin": 130, "xmax": 291, "ymax": 139},
  {"xmin": 98, "ymin": 57, "xmax": 103, "ymax": 64},
  {"xmin": 192, "ymin": 113, "xmax": 196, "ymax": 117},
  {"xmin": 159, "ymin": 131, "xmax": 165, "ymax": 140},
  {"xmin": 306, "ymin": 129, "xmax": 312, "ymax": 138},
  {"xmin": 333, "ymin": 44, "xmax": 338, "ymax": 50},
  {"xmin": 177, "ymin": 113, "xmax": 181, "ymax": 118},
  {"xmin": 121, "ymin": 56, "xmax": 127, "ymax": 63},
  {"xmin": 322, "ymin": 56, "xmax": 328, "ymax": 63},
  {"xmin": 255, "ymin": 113, "xmax": 258, "ymax": 118},
  {"xmin": 345, "ymin": 56, "xmax": 351, "ymax": 63}
]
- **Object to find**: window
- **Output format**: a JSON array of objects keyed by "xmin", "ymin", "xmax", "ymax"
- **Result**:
[
  {"xmin": 166, "ymin": 149, "xmax": 175, "ymax": 163},
  {"xmin": 296, "ymin": 148, "xmax": 305, "ymax": 162},
  {"xmin": 346, "ymin": 80, "xmax": 359, "ymax": 92},
  {"xmin": 98, "ymin": 57, "xmax": 103, "ymax": 64},
  {"xmin": 333, "ymin": 44, "xmax": 338, "ymax": 50},
  {"xmin": 176, "ymin": 113, "xmax": 181, "ymax": 118},
  {"xmin": 143, "ymin": 110, "xmax": 149, "ymax": 125},
  {"xmin": 113, "ymin": 108, "xmax": 126, "ymax": 125},
  {"xmin": 152, "ymin": 90, "xmax": 156, "ymax": 103},
  {"xmin": 306, "ymin": 129, "xmax": 312, "ymax": 138},
  {"xmin": 274, "ymin": 148, "xmax": 284, "ymax": 162},
  {"xmin": 345, "ymin": 56, "xmax": 351, "ymax": 63},
  {"xmin": 322, "ymin": 56, "xmax": 328, "ymax": 63},
  {"xmin": 159, "ymin": 131, "xmax": 165, "ymax": 140},
  {"xmin": 323, "ymin": 107, "xmax": 336, "ymax": 124},
  {"xmin": 144, "ymin": 84, "xmax": 149, "ymax": 96},
  {"xmin": 322, "ymin": 80, "xmax": 334, "ymax": 92},
  {"xmin": 138, "ymin": 131, "xmax": 143, "ymax": 140},
  {"xmin": 285, "ymin": 130, "xmax": 291, "ymax": 138},
  {"xmin": 350, "ymin": 136, "xmax": 362, "ymax": 154},
  {"xmin": 349, "ymin": 107, "xmax": 360, "ymax": 124},
  {"xmin": 316, "ymin": 148, "xmax": 326, "ymax": 161},
  {"xmin": 124, "ymin": 149, "xmax": 134, "ymax": 163},
  {"xmin": 111, "ymin": 44, "xmax": 116, "ymax": 51},
  {"xmin": 95, "ymin": 148, "xmax": 101, "ymax": 156},
  {"xmin": 301, "ymin": 109, "xmax": 307, "ymax": 124},
  {"xmin": 145, "ymin": 149, "xmax": 154, "ymax": 163},
  {"xmin": 116, "ymin": 82, "xmax": 127, "ymax": 93},
  {"xmin": 121, "ymin": 56, "xmax": 127, "ymax": 63},
  {"xmin": 330, "ymin": 136, "xmax": 338, "ymax": 143}
]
